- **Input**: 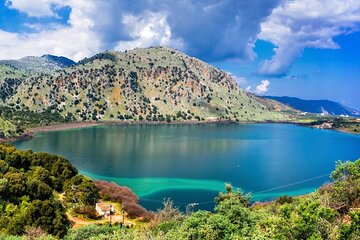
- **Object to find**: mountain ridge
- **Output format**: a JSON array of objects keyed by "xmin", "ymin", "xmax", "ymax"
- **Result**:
[
  {"xmin": 0, "ymin": 54, "xmax": 75, "ymax": 73},
  {"xmin": 265, "ymin": 96, "xmax": 360, "ymax": 117},
  {"xmin": 1, "ymin": 47, "xmax": 293, "ymax": 123}
]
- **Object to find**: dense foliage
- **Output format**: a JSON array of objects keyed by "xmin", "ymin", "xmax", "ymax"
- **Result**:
[
  {"xmin": 0, "ymin": 106, "xmax": 67, "ymax": 129},
  {"xmin": 0, "ymin": 105, "xmax": 69, "ymax": 139},
  {"xmin": 63, "ymin": 175, "xmax": 100, "ymax": 219},
  {"xmin": 0, "ymin": 144, "xmax": 97, "ymax": 238}
]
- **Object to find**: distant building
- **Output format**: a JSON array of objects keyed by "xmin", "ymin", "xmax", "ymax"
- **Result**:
[
  {"xmin": 319, "ymin": 122, "xmax": 333, "ymax": 129},
  {"xmin": 95, "ymin": 202, "xmax": 114, "ymax": 217}
]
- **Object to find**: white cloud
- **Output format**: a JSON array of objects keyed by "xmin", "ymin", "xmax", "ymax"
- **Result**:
[
  {"xmin": 6, "ymin": 0, "xmax": 359, "ymax": 70},
  {"xmin": 0, "ymin": 0, "xmax": 281, "ymax": 62},
  {"xmin": 255, "ymin": 80, "xmax": 270, "ymax": 94},
  {"xmin": 0, "ymin": 1, "xmax": 103, "ymax": 61},
  {"xmin": 115, "ymin": 12, "xmax": 183, "ymax": 51},
  {"xmin": 0, "ymin": 26, "xmax": 100, "ymax": 61},
  {"xmin": 5, "ymin": 0, "xmax": 56, "ymax": 17},
  {"xmin": 258, "ymin": 0, "xmax": 360, "ymax": 76},
  {"xmin": 0, "ymin": 1, "xmax": 184, "ymax": 61},
  {"xmin": 228, "ymin": 73, "xmax": 248, "ymax": 87}
]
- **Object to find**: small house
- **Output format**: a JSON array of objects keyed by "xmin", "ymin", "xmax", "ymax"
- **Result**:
[
  {"xmin": 95, "ymin": 202, "xmax": 115, "ymax": 217},
  {"xmin": 320, "ymin": 122, "xmax": 333, "ymax": 129}
]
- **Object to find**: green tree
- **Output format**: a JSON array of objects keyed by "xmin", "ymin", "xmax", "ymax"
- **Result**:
[
  {"xmin": 329, "ymin": 159, "xmax": 360, "ymax": 213},
  {"xmin": 64, "ymin": 175, "xmax": 99, "ymax": 209},
  {"xmin": 26, "ymin": 199, "xmax": 70, "ymax": 238}
]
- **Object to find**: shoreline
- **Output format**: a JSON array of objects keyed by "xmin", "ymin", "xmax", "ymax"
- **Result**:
[
  {"xmin": 0, "ymin": 119, "xmax": 254, "ymax": 143},
  {"xmin": 0, "ymin": 122, "xmax": 102, "ymax": 144},
  {"xmin": 336, "ymin": 127, "xmax": 360, "ymax": 135},
  {"xmin": 1, "ymin": 119, "xmax": 358, "ymax": 144}
]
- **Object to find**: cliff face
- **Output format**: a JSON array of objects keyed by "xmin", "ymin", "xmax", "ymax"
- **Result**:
[{"xmin": 4, "ymin": 47, "xmax": 290, "ymax": 122}]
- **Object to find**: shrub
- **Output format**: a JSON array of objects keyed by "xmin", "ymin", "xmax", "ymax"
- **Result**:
[
  {"xmin": 276, "ymin": 195, "xmax": 294, "ymax": 205},
  {"xmin": 94, "ymin": 181, "xmax": 153, "ymax": 220}
]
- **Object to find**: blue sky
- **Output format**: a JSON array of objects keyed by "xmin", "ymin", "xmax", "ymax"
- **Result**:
[{"xmin": 0, "ymin": 0, "xmax": 359, "ymax": 109}]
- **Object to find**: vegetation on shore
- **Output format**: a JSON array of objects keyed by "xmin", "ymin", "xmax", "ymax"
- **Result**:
[
  {"xmin": 0, "ymin": 144, "xmax": 359, "ymax": 239},
  {"xmin": 0, "ymin": 144, "xmax": 78, "ymax": 237},
  {"xmin": 300, "ymin": 115, "xmax": 360, "ymax": 134},
  {"xmin": 0, "ymin": 106, "xmax": 69, "ymax": 139},
  {"xmin": 0, "ymin": 144, "xmax": 153, "ymax": 238}
]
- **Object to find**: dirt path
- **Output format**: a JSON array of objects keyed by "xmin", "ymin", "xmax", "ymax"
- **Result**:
[{"xmin": 67, "ymin": 213, "xmax": 136, "ymax": 228}]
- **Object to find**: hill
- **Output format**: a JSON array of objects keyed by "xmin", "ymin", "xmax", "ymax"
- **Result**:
[
  {"xmin": 0, "ymin": 64, "xmax": 29, "ymax": 101},
  {"xmin": 3, "ymin": 47, "xmax": 291, "ymax": 123},
  {"xmin": 247, "ymin": 93, "xmax": 301, "ymax": 116},
  {"xmin": 265, "ymin": 96, "xmax": 360, "ymax": 117},
  {"xmin": 0, "ymin": 54, "xmax": 75, "ymax": 73}
]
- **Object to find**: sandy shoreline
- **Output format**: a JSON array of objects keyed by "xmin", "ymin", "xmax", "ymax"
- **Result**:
[{"xmin": 28, "ymin": 121, "xmax": 102, "ymax": 133}]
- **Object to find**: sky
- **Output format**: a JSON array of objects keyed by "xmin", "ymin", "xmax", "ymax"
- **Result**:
[{"xmin": 0, "ymin": 0, "xmax": 359, "ymax": 109}]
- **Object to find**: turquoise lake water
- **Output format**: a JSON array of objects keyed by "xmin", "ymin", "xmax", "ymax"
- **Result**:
[{"xmin": 13, "ymin": 124, "xmax": 360, "ymax": 210}]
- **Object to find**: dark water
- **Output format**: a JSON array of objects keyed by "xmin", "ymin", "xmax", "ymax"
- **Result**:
[{"xmin": 13, "ymin": 124, "xmax": 360, "ymax": 211}]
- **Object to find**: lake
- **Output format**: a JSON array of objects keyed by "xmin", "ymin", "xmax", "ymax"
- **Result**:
[{"xmin": 13, "ymin": 123, "xmax": 360, "ymax": 211}]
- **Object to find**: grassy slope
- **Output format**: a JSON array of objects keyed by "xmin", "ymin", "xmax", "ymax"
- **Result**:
[
  {"xmin": 0, "ymin": 64, "xmax": 28, "ymax": 82},
  {"xmin": 6, "ymin": 47, "xmax": 292, "ymax": 122},
  {"xmin": 0, "ymin": 63, "xmax": 30, "ymax": 103}
]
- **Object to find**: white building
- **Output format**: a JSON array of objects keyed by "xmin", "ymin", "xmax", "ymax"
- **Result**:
[{"xmin": 95, "ymin": 202, "xmax": 114, "ymax": 217}]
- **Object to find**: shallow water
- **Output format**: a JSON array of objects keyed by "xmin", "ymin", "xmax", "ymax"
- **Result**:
[{"xmin": 14, "ymin": 123, "xmax": 360, "ymax": 210}]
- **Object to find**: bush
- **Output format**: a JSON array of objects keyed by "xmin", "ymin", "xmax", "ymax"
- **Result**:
[
  {"xmin": 95, "ymin": 181, "xmax": 138, "ymax": 204},
  {"xmin": 64, "ymin": 224, "xmax": 119, "ymax": 240},
  {"xmin": 0, "ymin": 145, "xmax": 78, "ymax": 237},
  {"xmin": 276, "ymin": 195, "xmax": 294, "ymax": 205},
  {"xmin": 94, "ymin": 181, "xmax": 152, "ymax": 220},
  {"xmin": 73, "ymin": 205, "xmax": 100, "ymax": 219},
  {"xmin": 339, "ymin": 210, "xmax": 360, "ymax": 240},
  {"xmin": 122, "ymin": 201, "xmax": 152, "ymax": 220},
  {"xmin": 326, "ymin": 159, "xmax": 360, "ymax": 213}
]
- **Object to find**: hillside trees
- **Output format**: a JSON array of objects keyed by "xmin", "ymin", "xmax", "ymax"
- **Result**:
[
  {"xmin": 63, "ymin": 175, "xmax": 99, "ymax": 212},
  {"xmin": 0, "ymin": 144, "xmax": 80, "ymax": 237}
]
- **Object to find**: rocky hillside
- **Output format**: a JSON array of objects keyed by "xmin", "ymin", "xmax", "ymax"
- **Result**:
[
  {"xmin": 0, "ymin": 54, "xmax": 75, "ymax": 73},
  {"xmin": 3, "ymin": 47, "xmax": 292, "ymax": 122}
]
